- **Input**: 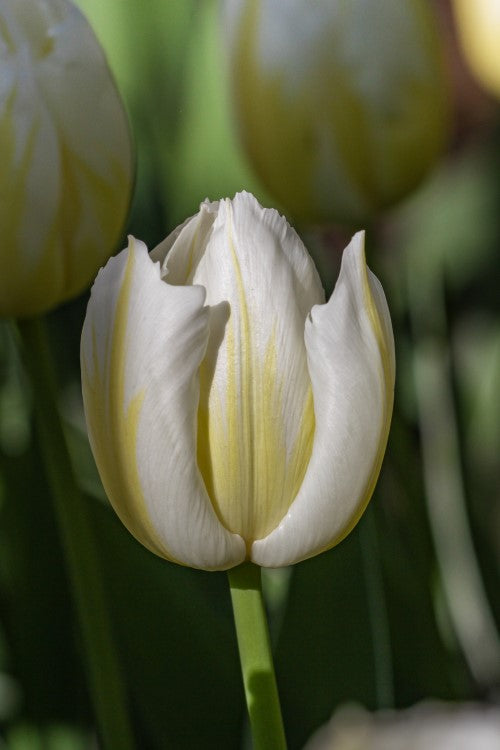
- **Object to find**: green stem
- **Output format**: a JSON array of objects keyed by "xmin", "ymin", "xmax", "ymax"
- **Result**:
[
  {"xmin": 17, "ymin": 317, "xmax": 135, "ymax": 750},
  {"xmin": 228, "ymin": 563, "xmax": 287, "ymax": 750}
]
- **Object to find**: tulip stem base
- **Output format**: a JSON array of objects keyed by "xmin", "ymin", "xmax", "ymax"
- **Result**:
[
  {"xmin": 17, "ymin": 317, "xmax": 135, "ymax": 750},
  {"xmin": 228, "ymin": 562, "xmax": 287, "ymax": 750}
]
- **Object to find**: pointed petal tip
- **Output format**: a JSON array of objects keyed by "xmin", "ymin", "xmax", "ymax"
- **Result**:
[{"xmin": 343, "ymin": 229, "xmax": 366, "ymax": 265}]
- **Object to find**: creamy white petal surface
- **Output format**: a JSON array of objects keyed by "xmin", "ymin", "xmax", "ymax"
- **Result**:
[
  {"xmin": 252, "ymin": 232, "xmax": 395, "ymax": 567},
  {"xmin": 82, "ymin": 193, "xmax": 394, "ymax": 570},
  {"xmin": 81, "ymin": 237, "xmax": 245, "ymax": 570}
]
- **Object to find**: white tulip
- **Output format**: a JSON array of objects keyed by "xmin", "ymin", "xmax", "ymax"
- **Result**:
[
  {"xmin": 223, "ymin": 0, "xmax": 449, "ymax": 224},
  {"xmin": 81, "ymin": 192, "xmax": 394, "ymax": 570},
  {"xmin": 0, "ymin": 0, "xmax": 132, "ymax": 317}
]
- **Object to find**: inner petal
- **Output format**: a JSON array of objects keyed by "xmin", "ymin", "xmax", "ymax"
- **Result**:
[
  {"xmin": 192, "ymin": 203, "xmax": 320, "ymax": 544},
  {"xmin": 196, "ymin": 299, "xmax": 315, "ymax": 546}
]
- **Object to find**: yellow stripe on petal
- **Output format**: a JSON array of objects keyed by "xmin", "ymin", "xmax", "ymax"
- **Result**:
[
  {"xmin": 252, "ymin": 230, "xmax": 395, "ymax": 568},
  {"xmin": 82, "ymin": 241, "xmax": 172, "ymax": 560}
]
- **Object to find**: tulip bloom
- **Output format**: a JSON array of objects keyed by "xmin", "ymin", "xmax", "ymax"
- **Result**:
[
  {"xmin": 453, "ymin": 0, "xmax": 500, "ymax": 98},
  {"xmin": 223, "ymin": 0, "xmax": 449, "ymax": 225},
  {"xmin": 81, "ymin": 193, "xmax": 394, "ymax": 570},
  {"xmin": 0, "ymin": 0, "xmax": 132, "ymax": 318}
]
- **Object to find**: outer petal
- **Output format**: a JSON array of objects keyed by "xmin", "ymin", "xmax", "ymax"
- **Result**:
[
  {"xmin": 81, "ymin": 237, "xmax": 245, "ymax": 570},
  {"xmin": 252, "ymin": 232, "xmax": 395, "ymax": 567}
]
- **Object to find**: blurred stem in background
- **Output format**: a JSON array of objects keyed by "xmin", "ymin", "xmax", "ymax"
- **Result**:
[
  {"xmin": 407, "ymin": 252, "xmax": 500, "ymax": 689},
  {"xmin": 15, "ymin": 318, "xmax": 135, "ymax": 750},
  {"xmin": 228, "ymin": 563, "xmax": 287, "ymax": 750},
  {"xmin": 359, "ymin": 505, "xmax": 394, "ymax": 709}
]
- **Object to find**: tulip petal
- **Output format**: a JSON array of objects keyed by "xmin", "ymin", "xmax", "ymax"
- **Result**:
[
  {"xmin": 81, "ymin": 237, "xmax": 245, "ymax": 570},
  {"xmin": 252, "ymin": 232, "xmax": 395, "ymax": 567}
]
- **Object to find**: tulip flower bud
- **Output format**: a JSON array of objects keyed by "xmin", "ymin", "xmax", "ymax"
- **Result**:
[
  {"xmin": 223, "ymin": 0, "xmax": 450, "ymax": 225},
  {"xmin": 0, "ymin": 0, "xmax": 133, "ymax": 318},
  {"xmin": 452, "ymin": 0, "xmax": 500, "ymax": 98},
  {"xmin": 81, "ymin": 192, "xmax": 395, "ymax": 571}
]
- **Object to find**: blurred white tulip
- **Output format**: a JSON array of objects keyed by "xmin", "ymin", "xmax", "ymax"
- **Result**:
[{"xmin": 0, "ymin": 0, "xmax": 133, "ymax": 317}]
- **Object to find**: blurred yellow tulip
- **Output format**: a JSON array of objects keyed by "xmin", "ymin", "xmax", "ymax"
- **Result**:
[
  {"xmin": 452, "ymin": 0, "xmax": 500, "ymax": 98},
  {"xmin": 223, "ymin": 0, "xmax": 450, "ymax": 225},
  {"xmin": 0, "ymin": 0, "xmax": 133, "ymax": 318}
]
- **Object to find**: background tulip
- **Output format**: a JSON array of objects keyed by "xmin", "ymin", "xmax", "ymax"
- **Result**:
[
  {"xmin": 304, "ymin": 702, "xmax": 500, "ymax": 750},
  {"xmin": 223, "ymin": 0, "xmax": 450, "ymax": 225},
  {"xmin": 452, "ymin": 0, "xmax": 500, "ymax": 98},
  {"xmin": 81, "ymin": 192, "xmax": 395, "ymax": 570},
  {"xmin": 0, "ymin": 0, "xmax": 133, "ymax": 318}
]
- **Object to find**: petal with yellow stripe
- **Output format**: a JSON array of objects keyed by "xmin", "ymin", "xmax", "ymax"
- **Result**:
[
  {"xmin": 252, "ymin": 232, "xmax": 395, "ymax": 567},
  {"xmin": 81, "ymin": 236, "xmax": 245, "ymax": 570}
]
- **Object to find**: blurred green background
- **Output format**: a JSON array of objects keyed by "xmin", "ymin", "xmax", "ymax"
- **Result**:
[{"xmin": 1, "ymin": 1, "xmax": 500, "ymax": 748}]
